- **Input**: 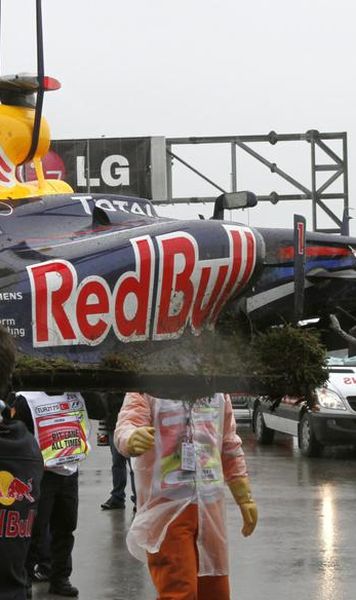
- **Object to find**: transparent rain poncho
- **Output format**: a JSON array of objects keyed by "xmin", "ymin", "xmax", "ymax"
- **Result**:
[{"xmin": 116, "ymin": 393, "xmax": 247, "ymax": 577}]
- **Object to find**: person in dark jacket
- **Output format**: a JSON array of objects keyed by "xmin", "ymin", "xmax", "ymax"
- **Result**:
[
  {"xmin": 85, "ymin": 392, "xmax": 136, "ymax": 511},
  {"xmin": 100, "ymin": 393, "xmax": 129, "ymax": 509},
  {"xmin": 13, "ymin": 391, "xmax": 90, "ymax": 598},
  {"xmin": 0, "ymin": 326, "xmax": 44, "ymax": 600}
]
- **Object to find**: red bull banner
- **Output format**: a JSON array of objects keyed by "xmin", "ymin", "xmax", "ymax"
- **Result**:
[{"xmin": 24, "ymin": 392, "xmax": 91, "ymax": 469}]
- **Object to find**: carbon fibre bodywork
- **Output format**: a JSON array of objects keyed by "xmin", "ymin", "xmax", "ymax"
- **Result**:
[
  {"xmin": 0, "ymin": 193, "xmax": 262, "ymax": 367},
  {"xmin": 1, "ymin": 193, "xmax": 356, "ymax": 376}
]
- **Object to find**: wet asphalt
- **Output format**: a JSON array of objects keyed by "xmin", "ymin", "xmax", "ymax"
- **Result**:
[{"xmin": 31, "ymin": 422, "xmax": 356, "ymax": 600}]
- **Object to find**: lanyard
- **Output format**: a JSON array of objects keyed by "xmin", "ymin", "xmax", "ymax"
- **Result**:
[{"xmin": 182, "ymin": 401, "xmax": 194, "ymax": 443}]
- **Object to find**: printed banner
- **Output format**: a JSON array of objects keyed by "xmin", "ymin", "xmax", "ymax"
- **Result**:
[{"xmin": 24, "ymin": 392, "xmax": 91, "ymax": 468}]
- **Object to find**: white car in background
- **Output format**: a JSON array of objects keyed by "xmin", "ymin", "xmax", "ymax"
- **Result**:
[
  {"xmin": 230, "ymin": 393, "xmax": 253, "ymax": 423},
  {"xmin": 249, "ymin": 353, "xmax": 356, "ymax": 456}
]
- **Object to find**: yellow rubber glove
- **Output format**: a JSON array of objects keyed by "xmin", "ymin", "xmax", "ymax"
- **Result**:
[
  {"xmin": 228, "ymin": 476, "xmax": 258, "ymax": 537},
  {"xmin": 127, "ymin": 426, "xmax": 155, "ymax": 456}
]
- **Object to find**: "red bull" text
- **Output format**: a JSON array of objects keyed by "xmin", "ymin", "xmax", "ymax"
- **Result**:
[
  {"xmin": 27, "ymin": 226, "xmax": 256, "ymax": 347},
  {"xmin": 0, "ymin": 509, "xmax": 36, "ymax": 538}
]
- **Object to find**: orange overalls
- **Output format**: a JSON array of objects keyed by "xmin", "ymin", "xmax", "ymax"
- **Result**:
[
  {"xmin": 147, "ymin": 504, "xmax": 231, "ymax": 600},
  {"xmin": 115, "ymin": 393, "xmax": 247, "ymax": 600}
]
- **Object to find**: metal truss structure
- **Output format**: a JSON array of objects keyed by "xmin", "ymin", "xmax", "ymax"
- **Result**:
[{"xmin": 165, "ymin": 130, "xmax": 349, "ymax": 234}]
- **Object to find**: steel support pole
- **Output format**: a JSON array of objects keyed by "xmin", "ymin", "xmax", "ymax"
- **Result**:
[{"xmin": 231, "ymin": 142, "xmax": 237, "ymax": 192}]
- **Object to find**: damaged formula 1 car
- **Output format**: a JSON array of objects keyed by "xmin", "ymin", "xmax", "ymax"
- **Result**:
[{"xmin": 1, "ymin": 1, "xmax": 356, "ymax": 397}]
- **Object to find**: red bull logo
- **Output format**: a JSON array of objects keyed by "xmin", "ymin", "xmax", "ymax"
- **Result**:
[
  {"xmin": 0, "ymin": 508, "xmax": 36, "ymax": 539},
  {"xmin": 0, "ymin": 471, "xmax": 34, "ymax": 506},
  {"xmin": 27, "ymin": 225, "xmax": 256, "ymax": 347}
]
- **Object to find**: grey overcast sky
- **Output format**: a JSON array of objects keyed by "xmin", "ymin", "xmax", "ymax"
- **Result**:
[{"xmin": 1, "ymin": 0, "xmax": 356, "ymax": 230}]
